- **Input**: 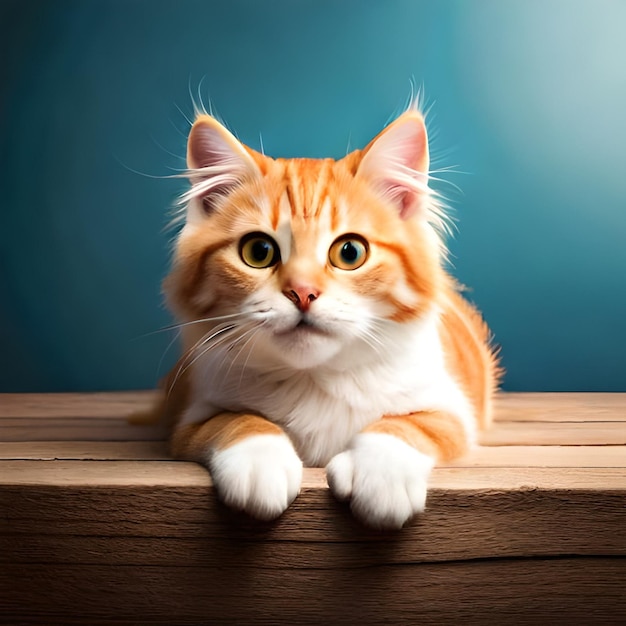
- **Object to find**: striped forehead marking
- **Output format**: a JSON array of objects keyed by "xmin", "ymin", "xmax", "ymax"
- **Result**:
[{"xmin": 284, "ymin": 159, "xmax": 334, "ymax": 219}]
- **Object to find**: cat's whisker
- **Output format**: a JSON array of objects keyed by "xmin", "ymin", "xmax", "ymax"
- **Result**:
[
  {"xmin": 233, "ymin": 324, "xmax": 266, "ymax": 392},
  {"xmin": 364, "ymin": 318, "xmax": 397, "ymax": 348},
  {"xmin": 357, "ymin": 328, "xmax": 386, "ymax": 360},
  {"xmin": 156, "ymin": 330, "xmax": 181, "ymax": 381},
  {"xmin": 167, "ymin": 323, "xmax": 239, "ymax": 397},
  {"xmin": 176, "ymin": 321, "xmax": 237, "ymax": 367},
  {"xmin": 183, "ymin": 322, "xmax": 240, "ymax": 366},
  {"xmin": 190, "ymin": 325, "xmax": 235, "ymax": 360},
  {"xmin": 137, "ymin": 312, "xmax": 251, "ymax": 340},
  {"xmin": 183, "ymin": 320, "xmax": 263, "ymax": 391},
  {"xmin": 218, "ymin": 322, "xmax": 265, "ymax": 386},
  {"xmin": 213, "ymin": 322, "xmax": 264, "ymax": 392}
]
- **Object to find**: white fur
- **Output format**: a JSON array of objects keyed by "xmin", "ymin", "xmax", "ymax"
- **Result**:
[
  {"xmin": 326, "ymin": 432, "xmax": 434, "ymax": 529},
  {"xmin": 179, "ymin": 306, "xmax": 475, "ymax": 467},
  {"xmin": 208, "ymin": 434, "xmax": 303, "ymax": 521}
]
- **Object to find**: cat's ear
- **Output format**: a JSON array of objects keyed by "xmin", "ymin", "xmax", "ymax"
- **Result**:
[
  {"xmin": 186, "ymin": 115, "xmax": 260, "ymax": 214},
  {"xmin": 357, "ymin": 111, "xmax": 430, "ymax": 220}
]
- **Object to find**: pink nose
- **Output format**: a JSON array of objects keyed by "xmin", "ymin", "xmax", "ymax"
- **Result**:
[{"xmin": 283, "ymin": 286, "xmax": 320, "ymax": 312}]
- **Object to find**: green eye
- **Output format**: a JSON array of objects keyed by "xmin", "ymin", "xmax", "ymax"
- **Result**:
[
  {"xmin": 239, "ymin": 233, "xmax": 280, "ymax": 269},
  {"xmin": 329, "ymin": 235, "xmax": 369, "ymax": 270}
]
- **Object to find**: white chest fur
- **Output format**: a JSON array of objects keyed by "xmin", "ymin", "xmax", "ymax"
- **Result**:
[{"xmin": 180, "ymin": 313, "xmax": 474, "ymax": 466}]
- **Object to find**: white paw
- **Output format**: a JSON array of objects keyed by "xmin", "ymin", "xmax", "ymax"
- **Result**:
[
  {"xmin": 209, "ymin": 434, "xmax": 303, "ymax": 521},
  {"xmin": 326, "ymin": 433, "xmax": 434, "ymax": 530}
]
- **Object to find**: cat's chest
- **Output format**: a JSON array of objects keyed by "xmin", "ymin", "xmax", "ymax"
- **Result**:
[
  {"xmin": 239, "ymin": 370, "xmax": 390, "ymax": 465},
  {"xmin": 187, "ymin": 318, "xmax": 470, "ymax": 466},
  {"xmin": 222, "ymin": 359, "xmax": 451, "ymax": 466}
]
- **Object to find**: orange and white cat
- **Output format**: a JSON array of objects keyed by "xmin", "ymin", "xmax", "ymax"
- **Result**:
[{"xmin": 151, "ymin": 104, "xmax": 499, "ymax": 529}]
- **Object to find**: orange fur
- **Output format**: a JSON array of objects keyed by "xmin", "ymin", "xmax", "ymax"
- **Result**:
[
  {"xmin": 365, "ymin": 411, "xmax": 469, "ymax": 461},
  {"xmin": 172, "ymin": 413, "xmax": 284, "ymax": 461},
  {"xmin": 147, "ymin": 108, "xmax": 500, "ymax": 525},
  {"xmin": 439, "ymin": 288, "xmax": 501, "ymax": 430}
]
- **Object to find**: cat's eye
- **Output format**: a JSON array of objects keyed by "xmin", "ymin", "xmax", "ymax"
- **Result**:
[
  {"xmin": 328, "ymin": 234, "xmax": 369, "ymax": 270},
  {"xmin": 239, "ymin": 232, "xmax": 280, "ymax": 269}
]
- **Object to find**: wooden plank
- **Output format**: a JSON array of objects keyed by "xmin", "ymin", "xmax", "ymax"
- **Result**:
[
  {"xmin": 0, "ymin": 459, "xmax": 208, "ymax": 486},
  {"xmin": 481, "ymin": 421, "xmax": 626, "ymax": 446},
  {"xmin": 1, "ymin": 392, "xmax": 625, "ymax": 425},
  {"xmin": 1, "ymin": 392, "xmax": 624, "ymax": 626},
  {"xmin": 0, "ymin": 441, "xmax": 170, "ymax": 460},
  {"xmin": 3, "ymin": 416, "xmax": 623, "ymax": 445},
  {"xmin": 448, "ymin": 444, "xmax": 626, "ymax": 468},
  {"xmin": 1, "ymin": 441, "xmax": 624, "ymax": 468},
  {"xmin": 495, "ymin": 392, "xmax": 626, "ymax": 422},
  {"xmin": 1, "ymin": 560, "xmax": 624, "ymax": 625},
  {"xmin": 0, "ymin": 391, "xmax": 156, "ymax": 418},
  {"xmin": 3, "ymin": 521, "xmax": 625, "ymax": 568},
  {"xmin": 3, "ymin": 404, "xmax": 625, "ymax": 445},
  {"xmin": 0, "ymin": 417, "xmax": 167, "ymax": 442},
  {"xmin": 2, "ymin": 485, "xmax": 624, "ymax": 561},
  {"xmin": 1, "ymin": 461, "xmax": 625, "ymax": 490}
]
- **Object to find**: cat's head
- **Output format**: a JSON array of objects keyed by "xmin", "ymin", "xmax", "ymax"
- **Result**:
[{"xmin": 165, "ymin": 108, "xmax": 450, "ymax": 371}]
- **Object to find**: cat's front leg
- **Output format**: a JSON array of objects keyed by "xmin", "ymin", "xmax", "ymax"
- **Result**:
[
  {"xmin": 326, "ymin": 411, "xmax": 470, "ymax": 530},
  {"xmin": 172, "ymin": 412, "xmax": 303, "ymax": 521}
]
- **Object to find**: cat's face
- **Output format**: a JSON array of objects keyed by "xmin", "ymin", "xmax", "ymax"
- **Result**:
[{"xmin": 166, "ymin": 111, "xmax": 447, "ymax": 370}]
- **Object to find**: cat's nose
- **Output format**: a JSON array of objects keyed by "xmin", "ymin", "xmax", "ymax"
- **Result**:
[{"xmin": 283, "ymin": 285, "xmax": 320, "ymax": 312}]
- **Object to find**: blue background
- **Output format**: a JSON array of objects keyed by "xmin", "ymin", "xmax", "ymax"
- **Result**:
[{"xmin": 1, "ymin": 0, "xmax": 625, "ymax": 392}]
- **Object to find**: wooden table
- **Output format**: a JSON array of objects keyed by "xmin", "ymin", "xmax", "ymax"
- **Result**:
[{"xmin": 1, "ymin": 392, "xmax": 625, "ymax": 625}]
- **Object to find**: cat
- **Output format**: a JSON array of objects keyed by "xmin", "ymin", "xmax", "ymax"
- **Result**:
[{"xmin": 145, "ymin": 103, "xmax": 499, "ymax": 530}]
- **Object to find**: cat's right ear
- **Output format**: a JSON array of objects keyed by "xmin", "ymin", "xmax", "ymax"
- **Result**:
[
  {"xmin": 185, "ymin": 115, "xmax": 260, "ymax": 215},
  {"xmin": 356, "ymin": 111, "xmax": 430, "ymax": 220}
]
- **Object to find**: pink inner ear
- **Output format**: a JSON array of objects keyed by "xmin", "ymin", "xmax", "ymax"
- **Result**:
[
  {"xmin": 357, "ymin": 112, "xmax": 430, "ymax": 220},
  {"xmin": 185, "ymin": 117, "xmax": 260, "ymax": 215},
  {"xmin": 188, "ymin": 125, "xmax": 235, "ymax": 170},
  {"xmin": 399, "ymin": 189, "xmax": 419, "ymax": 220},
  {"xmin": 381, "ymin": 184, "xmax": 424, "ymax": 220}
]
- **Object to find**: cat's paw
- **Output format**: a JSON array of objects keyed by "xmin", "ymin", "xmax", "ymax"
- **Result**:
[
  {"xmin": 209, "ymin": 434, "xmax": 303, "ymax": 521},
  {"xmin": 326, "ymin": 433, "xmax": 434, "ymax": 530}
]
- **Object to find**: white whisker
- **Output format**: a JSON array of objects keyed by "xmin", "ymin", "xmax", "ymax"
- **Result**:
[
  {"xmin": 219, "ymin": 322, "xmax": 264, "ymax": 384},
  {"xmin": 357, "ymin": 326, "xmax": 386, "ymax": 360},
  {"xmin": 167, "ymin": 323, "xmax": 238, "ymax": 396},
  {"xmin": 137, "ymin": 312, "xmax": 251, "ymax": 339},
  {"xmin": 156, "ymin": 330, "xmax": 180, "ymax": 381},
  {"xmin": 237, "ymin": 325, "xmax": 265, "ymax": 392}
]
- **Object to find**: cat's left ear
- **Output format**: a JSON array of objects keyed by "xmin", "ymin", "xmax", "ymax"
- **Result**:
[
  {"xmin": 186, "ymin": 115, "xmax": 261, "ymax": 214},
  {"xmin": 356, "ymin": 111, "xmax": 430, "ymax": 220}
]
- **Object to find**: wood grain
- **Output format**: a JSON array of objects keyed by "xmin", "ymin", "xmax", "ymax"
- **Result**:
[
  {"xmin": 2, "ymin": 482, "xmax": 624, "ymax": 555},
  {"xmin": 0, "ymin": 440, "xmax": 170, "ymax": 460},
  {"xmin": 2, "ymin": 441, "xmax": 624, "ymax": 467},
  {"xmin": 480, "ymin": 420, "xmax": 626, "ymax": 446},
  {"xmin": 0, "ymin": 391, "xmax": 156, "ymax": 418},
  {"xmin": 1, "ymin": 460, "xmax": 625, "ymax": 490},
  {"xmin": 2, "ymin": 390, "xmax": 624, "ymax": 421},
  {"xmin": 2, "ymin": 392, "xmax": 625, "ymax": 443},
  {"xmin": 1, "ymin": 391, "xmax": 625, "ymax": 625},
  {"xmin": 1, "ymin": 559, "xmax": 625, "ymax": 625},
  {"xmin": 0, "ymin": 417, "xmax": 167, "ymax": 442},
  {"xmin": 494, "ymin": 392, "xmax": 626, "ymax": 422}
]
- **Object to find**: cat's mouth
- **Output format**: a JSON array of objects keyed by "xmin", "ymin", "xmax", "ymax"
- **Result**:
[{"xmin": 277, "ymin": 316, "xmax": 329, "ymax": 336}]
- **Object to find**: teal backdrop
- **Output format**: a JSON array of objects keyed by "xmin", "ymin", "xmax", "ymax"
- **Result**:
[{"xmin": 1, "ymin": 0, "xmax": 625, "ymax": 392}]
